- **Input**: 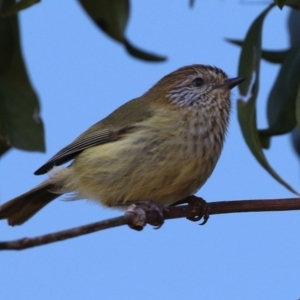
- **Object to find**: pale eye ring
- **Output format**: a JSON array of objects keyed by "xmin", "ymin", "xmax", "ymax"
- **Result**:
[{"xmin": 192, "ymin": 77, "xmax": 204, "ymax": 87}]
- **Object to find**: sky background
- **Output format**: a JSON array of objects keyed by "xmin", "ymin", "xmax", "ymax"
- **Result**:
[{"xmin": 1, "ymin": 1, "xmax": 299, "ymax": 299}]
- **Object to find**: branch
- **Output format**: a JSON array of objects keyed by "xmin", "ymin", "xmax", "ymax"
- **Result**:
[{"xmin": 0, "ymin": 196, "xmax": 300, "ymax": 251}]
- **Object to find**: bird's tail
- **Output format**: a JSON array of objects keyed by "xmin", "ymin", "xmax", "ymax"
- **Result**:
[{"xmin": 0, "ymin": 181, "xmax": 61, "ymax": 226}]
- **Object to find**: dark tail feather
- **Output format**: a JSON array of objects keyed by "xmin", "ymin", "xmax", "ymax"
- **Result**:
[{"xmin": 0, "ymin": 181, "xmax": 61, "ymax": 226}]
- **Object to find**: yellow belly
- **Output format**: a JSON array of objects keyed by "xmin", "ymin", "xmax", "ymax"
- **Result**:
[{"xmin": 70, "ymin": 116, "xmax": 219, "ymax": 207}]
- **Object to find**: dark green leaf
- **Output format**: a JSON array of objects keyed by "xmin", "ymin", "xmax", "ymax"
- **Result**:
[
  {"xmin": 237, "ymin": 3, "xmax": 297, "ymax": 194},
  {"xmin": 124, "ymin": 39, "xmax": 166, "ymax": 62},
  {"xmin": 295, "ymin": 83, "xmax": 300, "ymax": 132},
  {"xmin": 261, "ymin": 49, "xmax": 290, "ymax": 63},
  {"xmin": 226, "ymin": 38, "xmax": 290, "ymax": 64},
  {"xmin": 285, "ymin": 0, "xmax": 300, "ymax": 9},
  {"xmin": 78, "ymin": 0, "xmax": 166, "ymax": 62},
  {"xmin": 78, "ymin": 0, "xmax": 128, "ymax": 42},
  {"xmin": 274, "ymin": 0, "xmax": 287, "ymax": 9},
  {"xmin": 1, "ymin": 0, "xmax": 40, "ymax": 16},
  {"xmin": 263, "ymin": 45, "xmax": 300, "ymax": 142},
  {"xmin": 288, "ymin": 9, "xmax": 300, "ymax": 47},
  {"xmin": 0, "ymin": 140, "xmax": 10, "ymax": 156},
  {"xmin": 238, "ymin": 98, "xmax": 297, "ymax": 194},
  {"xmin": 291, "ymin": 127, "xmax": 300, "ymax": 157},
  {"xmin": 0, "ymin": 0, "xmax": 45, "ymax": 153}
]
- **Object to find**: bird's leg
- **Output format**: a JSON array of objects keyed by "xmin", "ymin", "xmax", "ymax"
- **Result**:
[
  {"xmin": 122, "ymin": 200, "xmax": 167, "ymax": 231},
  {"xmin": 171, "ymin": 195, "xmax": 210, "ymax": 225}
]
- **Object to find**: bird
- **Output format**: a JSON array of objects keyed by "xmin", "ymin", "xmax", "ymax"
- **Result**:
[{"xmin": 0, "ymin": 64, "xmax": 244, "ymax": 226}]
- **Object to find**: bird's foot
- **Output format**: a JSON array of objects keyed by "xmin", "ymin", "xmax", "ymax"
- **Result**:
[
  {"xmin": 124, "ymin": 200, "xmax": 167, "ymax": 231},
  {"xmin": 172, "ymin": 195, "xmax": 210, "ymax": 225}
]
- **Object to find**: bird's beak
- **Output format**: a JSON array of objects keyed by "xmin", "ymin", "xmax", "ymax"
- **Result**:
[{"xmin": 222, "ymin": 76, "xmax": 246, "ymax": 90}]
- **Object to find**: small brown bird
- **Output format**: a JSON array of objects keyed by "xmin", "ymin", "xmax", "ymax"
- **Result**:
[{"xmin": 0, "ymin": 65, "xmax": 244, "ymax": 226}]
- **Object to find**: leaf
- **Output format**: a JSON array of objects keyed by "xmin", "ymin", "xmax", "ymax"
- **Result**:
[
  {"xmin": 124, "ymin": 39, "xmax": 166, "ymax": 62},
  {"xmin": 285, "ymin": 0, "xmax": 300, "ymax": 9},
  {"xmin": 226, "ymin": 38, "xmax": 290, "ymax": 64},
  {"xmin": 237, "ymin": 3, "xmax": 298, "ymax": 194},
  {"xmin": 1, "ymin": 0, "xmax": 40, "ymax": 16},
  {"xmin": 0, "ymin": 0, "xmax": 45, "ymax": 153},
  {"xmin": 274, "ymin": 0, "xmax": 287, "ymax": 9},
  {"xmin": 78, "ymin": 0, "xmax": 166, "ymax": 62},
  {"xmin": 291, "ymin": 127, "xmax": 300, "ymax": 158},
  {"xmin": 288, "ymin": 8, "xmax": 300, "ymax": 47},
  {"xmin": 0, "ymin": 142, "xmax": 10, "ymax": 156},
  {"xmin": 261, "ymin": 10, "xmax": 300, "ymax": 145},
  {"xmin": 259, "ymin": 45, "xmax": 300, "ymax": 146},
  {"xmin": 296, "ymin": 84, "xmax": 300, "ymax": 132}
]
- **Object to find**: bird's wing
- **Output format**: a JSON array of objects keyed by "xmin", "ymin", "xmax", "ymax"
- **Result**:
[
  {"xmin": 34, "ymin": 128, "xmax": 129, "ymax": 175},
  {"xmin": 34, "ymin": 97, "xmax": 153, "ymax": 175}
]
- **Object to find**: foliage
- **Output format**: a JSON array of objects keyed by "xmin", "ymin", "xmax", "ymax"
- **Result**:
[{"xmin": 0, "ymin": 0, "xmax": 299, "ymax": 193}]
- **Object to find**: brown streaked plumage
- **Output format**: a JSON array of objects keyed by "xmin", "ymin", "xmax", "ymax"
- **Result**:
[{"xmin": 0, "ymin": 65, "xmax": 244, "ymax": 226}]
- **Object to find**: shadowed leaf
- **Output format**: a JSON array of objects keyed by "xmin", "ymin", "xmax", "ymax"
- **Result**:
[
  {"xmin": 237, "ymin": 3, "xmax": 297, "ymax": 194},
  {"xmin": 226, "ymin": 38, "xmax": 290, "ymax": 64},
  {"xmin": 124, "ymin": 39, "xmax": 166, "ymax": 62},
  {"xmin": 291, "ymin": 127, "xmax": 300, "ymax": 158},
  {"xmin": 259, "ymin": 45, "xmax": 300, "ymax": 145},
  {"xmin": 285, "ymin": 0, "xmax": 300, "ymax": 9},
  {"xmin": 0, "ymin": 0, "xmax": 45, "ymax": 153},
  {"xmin": 274, "ymin": 0, "xmax": 287, "ymax": 9},
  {"xmin": 1, "ymin": 0, "xmax": 40, "ymax": 16},
  {"xmin": 78, "ymin": 0, "xmax": 166, "ymax": 62}
]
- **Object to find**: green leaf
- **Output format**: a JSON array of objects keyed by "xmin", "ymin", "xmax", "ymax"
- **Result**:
[
  {"xmin": 0, "ymin": 0, "xmax": 45, "ymax": 153},
  {"xmin": 274, "ymin": 0, "xmax": 287, "ymax": 9},
  {"xmin": 296, "ymin": 83, "xmax": 300, "ymax": 131},
  {"xmin": 285, "ymin": 0, "xmax": 300, "ymax": 9},
  {"xmin": 288, "ymin": 9, "xmax": 300, "ymax": 47},
  {"xmin": 260, "ymin": 49, "xmax": 290, "ymax": 63},
  {"xmin": 0, "ymin": 140, "xmax": 10, "ymax": 156},
  {"xmin": 226, "ymin": 38, "xmax": 290, "ymax": 64},
  {"xmin": 237, "ymin": 3, "xmax": 298, "ymax": 194},
  {"xmin": 124, "ymin": 39, "xmax": 166, "ymax": 62},
  {"xmin": 78, "ymin": 0, "xmax": 166, "ymax": 62},
  {"xmin": 1, "ymin": 0, "xmax": 40, "ymax": 16},
  {"xmin": 262, "ymin": 44, "xmax": 300, "ymax": 143},
  {"xmin": 291, "ymin": 127, "xmax": 300, "ymax": 158}
]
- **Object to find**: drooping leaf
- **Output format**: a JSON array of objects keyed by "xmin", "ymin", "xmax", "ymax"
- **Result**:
[
  {"xmin": 260, "ymin": 10, "xmax": 300, "ymax": 146},
  {"xmin": 0, "ymin": 0, "xmax": 40, "ymax": 16},
  {"xmin": 288, "ymin": 8, "xmax": 300, "ymax": 47},
  {"xmin": 124, "ymin": 39, "xmax": 166, "ymax": 62},
  {"xmin": 291, "ymin": 127, "xmax": 300, "ymax": 158},
  {"xmin": 0, "ymin": 140, "xmax": 10, "ymax": 156},
  {"xmin": 78, "ymin": 0, "xmax": 166, "ymax": 62},
  {"xmin": 237, "ymin": 3, "xmax": 297, "ymax": 194},
  {"xmin": 274, "ymin": 0, "xmax": 287, "ymax": 9},
  {"xmin": 288, "ymin": 9, "xmax": 300, "ymax": 157},
  {"xmin": 285, "ymin": 0, "xmax": 300, "ymax": 9},
  {"xmin": 260, "ymin": 49, "xmax": 290, "ymax": 63},
  {"xmin": 295, "ymin": 84, "xmax": 300, "ymax": 132},
  {"xmin": 226, "ymin": 38, "xmax": 290, "ymax": 64},
  {"xmin": 259, "ymin": 46, "xmax": 300, "ymax": 143},
  {"xmin": 0, "ymin": 0, "xmax": 45, "ymax": 153}
]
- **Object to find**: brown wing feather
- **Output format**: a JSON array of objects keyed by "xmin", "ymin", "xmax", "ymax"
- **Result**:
[
  {"xmin": 35, "ymin": 97, "xmax": 153, "ymax": 175},
  {"xmin": 34, "ymin": 130, "xmax": 114, "ymax": 175}
]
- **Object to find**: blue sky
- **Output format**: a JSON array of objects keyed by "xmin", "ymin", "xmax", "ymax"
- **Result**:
[{"xmin": 1, "ymin": 1, "xmax": 299, "ymax": 299}]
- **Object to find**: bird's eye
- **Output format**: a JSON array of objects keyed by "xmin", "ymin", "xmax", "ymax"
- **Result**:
[{"xmin": 192, "ymin": 77, "xmax": 204, "ymax": 87}]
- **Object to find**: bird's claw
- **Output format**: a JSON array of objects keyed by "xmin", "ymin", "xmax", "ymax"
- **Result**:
[
  {"xmin": 124, "ymin": 200, "xmax": 167, "ymax": 231},
  {"xmin": 186, "ymin": 196, "xmax": 210, "ymax": 225}
]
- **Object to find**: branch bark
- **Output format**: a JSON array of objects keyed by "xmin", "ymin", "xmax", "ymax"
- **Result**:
[{"xmin": 0, "ymin": 196, "xmax": 299, "ymax": 251}]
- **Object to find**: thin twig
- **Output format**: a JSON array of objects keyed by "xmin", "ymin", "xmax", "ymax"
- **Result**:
[{"xmin": 0, "ymin": 197, "xmax": 300, "ymax": 251}]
